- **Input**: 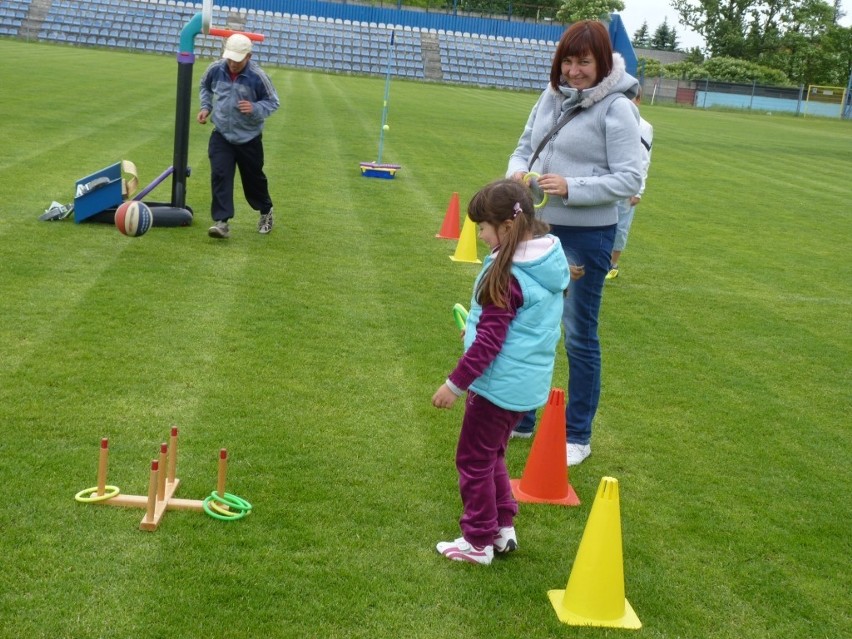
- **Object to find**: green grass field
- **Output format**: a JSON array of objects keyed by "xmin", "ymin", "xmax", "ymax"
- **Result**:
[{"xmin": 0, "ymin": 39, "xmax": 849, "ymax": 639}]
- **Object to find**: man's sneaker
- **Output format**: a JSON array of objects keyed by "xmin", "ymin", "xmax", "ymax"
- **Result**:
[
  {"xmin": 436, "ymin": 537, "xmax": 493, "ymax": 565},
  {"xmin": 605, "ymin": 266, "xmax": 619, "ymax": 280},
  {"xmin": 494, "ymin": 527, "xmax": 518, "ymax": 554},
  {"xmin": 510, "ymin": 429, "xmax": 534, "ymax": 439},
  {"xmin": 567, "ymin": 443, "xmax": 591, "ymax": 466},
  {"xmin": 258, "ymin": 209, "xmax": 274, "ymax": 234},
  {"xmin": 208, "ymin": 221, "xmax": 230, "ymax": 239}
]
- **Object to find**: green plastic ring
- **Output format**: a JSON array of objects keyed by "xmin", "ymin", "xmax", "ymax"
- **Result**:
[
  {"xmin": 75, "ymin": 485, "xmax": 120, "ymax": 503},
  {"xmin": 452, "ymin": 304, "xmax": 468, "ymax": 331},
  {"xmin": 202, "ymin": 492, "xmax": 252, "ymax": 521},
  {"xmin": 209, "ymin": 496, "xmax": 250, "ymax": 515},
  {"xmin": 208, "ymin": 500, "xmax": 247, "ymax": 518},
  {"xmin": 203, "ymin": 495, "xmax": 248, "ymax": 520},
  {"xmin": 211, "ymin": 491, "xmax": 252, "ymax": 511}
]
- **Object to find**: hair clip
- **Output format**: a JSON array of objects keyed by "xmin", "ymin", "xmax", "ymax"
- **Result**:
[{"xmin": 513, "ymin": 202, "xmax": 523, "ymax": 219}]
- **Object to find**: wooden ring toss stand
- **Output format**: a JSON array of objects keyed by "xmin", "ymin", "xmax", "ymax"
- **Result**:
[{"xmin": 74, "ymin": 428, "xmax": 246, "ymax": 531}]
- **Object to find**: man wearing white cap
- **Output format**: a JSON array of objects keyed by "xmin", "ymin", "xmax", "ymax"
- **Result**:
[{"xmin": 198, "ymin": 33, "xmax": 280, "ymax": 238}]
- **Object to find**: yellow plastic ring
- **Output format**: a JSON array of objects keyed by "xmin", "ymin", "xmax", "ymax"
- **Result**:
[
  {"xmin": 203, "ymin": 495, "xmax": 244, "ymax": 520},
  {"xmin": 208, "ymin": 500, "xmax": 242, "ymax": 517},
  {"xmin": 75, "ymin": 485, "xmax": 120, "ymax": 503},
  {"xmin": 211, "ymin": 491, "xmax": 252, "ymax": 511},
  {"xmin": 202, "ymin": 492, "xmax": 252, "ymax": 521},
  {"xmin": 203, "ymin": 495, "xmax": 248, "ymax": 521},
  {"xmin": 523, "ymin": 172, "xmax": 549, "ymax": 209}
]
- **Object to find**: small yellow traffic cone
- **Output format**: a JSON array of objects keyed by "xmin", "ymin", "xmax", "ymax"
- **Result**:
[
  {"xmin": 547, "ymin": 476, "xmax": 641, "ymax": 629},
  {"xmin": 449, "ymin": 214, "xmax": 481, "ymax": 264}
]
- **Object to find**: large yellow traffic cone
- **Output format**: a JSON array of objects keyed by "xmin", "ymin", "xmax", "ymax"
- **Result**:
[
  {"xmin": 547, "ymin": 476, "xmax": 641, "ymax": 629},
  {"xmin": 449, "ymin": 214, "xmax": 481, "ymax": 264}
]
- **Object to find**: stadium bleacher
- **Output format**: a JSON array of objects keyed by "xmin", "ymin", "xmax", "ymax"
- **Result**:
[
  {"xmin": 3, "ymin": 0, "xmax": 556, "ymax": 91},
  {"xmin": 0, "ymin": 0, "xmax": 30, "ymax": 36}
]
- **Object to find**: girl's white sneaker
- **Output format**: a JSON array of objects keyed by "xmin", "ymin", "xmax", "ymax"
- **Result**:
[
  {"xmin": 494, "ymin": 527, "xmax": 518, "ymax": 554},
  {"xmin": 436, "ymin": 537, "xmax": 493, "ymax": 565}
]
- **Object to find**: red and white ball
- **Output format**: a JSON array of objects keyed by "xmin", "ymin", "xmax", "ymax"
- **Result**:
[{"xmin": 114, "ymin": 201, "xmax": 153, "ymax": 237}]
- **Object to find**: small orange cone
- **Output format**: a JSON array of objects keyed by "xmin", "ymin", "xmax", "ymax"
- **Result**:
[
  {"xmin": 436, "ymin": 192, "xmax": 461, "ymax": 239},
  {"xmin": 510, "ymin": 388, "xmax": 580, "ymax": 506},
  {"xmin": 449, "ymin": 214, "xmax": 481, "ymax": 264},
  {"xmin": 547, "ymin": 476, "xmax": 641, "ymax": 629}
]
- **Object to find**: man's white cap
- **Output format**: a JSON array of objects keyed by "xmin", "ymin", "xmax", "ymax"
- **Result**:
[{"xmin": 223, "ymin": 34, "xmax": 252, "ymax": 62}]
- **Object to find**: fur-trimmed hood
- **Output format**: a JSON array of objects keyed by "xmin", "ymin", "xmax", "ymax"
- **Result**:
[{"xmin": 554, "ymin": 53, "xmax": 639, "ymax": 110}]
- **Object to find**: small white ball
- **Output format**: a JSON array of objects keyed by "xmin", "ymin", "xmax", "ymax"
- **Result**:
[{"xmin": 382, "ymin": 124, "xmax": 390, "ymax": 131}]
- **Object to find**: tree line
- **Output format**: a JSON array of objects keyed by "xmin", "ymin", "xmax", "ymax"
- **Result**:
[{"xmin": 417, "ymin": 0, "xmax": 851, "ymax": 87}]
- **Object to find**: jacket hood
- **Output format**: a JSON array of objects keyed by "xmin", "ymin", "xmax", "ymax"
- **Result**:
[{"xmin": 508, "ymin": 235, "xmax": 570, "ymax": 295}]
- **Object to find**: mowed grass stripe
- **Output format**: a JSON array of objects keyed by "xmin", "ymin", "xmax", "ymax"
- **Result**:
[
  {"xmin": 275, "ymin": 73, "xmax": 449, "ymax": 452},
  {"xmin": 8, "ymin": 44, "xmax": 175, "ymax": 174}
]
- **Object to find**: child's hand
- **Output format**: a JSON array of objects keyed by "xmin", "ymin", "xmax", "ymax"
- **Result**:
[{"xmin": 432, "ymin": 384, "xmax": 459, "ymax": 409}]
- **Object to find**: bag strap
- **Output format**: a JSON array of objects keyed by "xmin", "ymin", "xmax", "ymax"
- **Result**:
[{"xmin": 527, "ymin": 106, "xmax": 583, "ymax": 172}]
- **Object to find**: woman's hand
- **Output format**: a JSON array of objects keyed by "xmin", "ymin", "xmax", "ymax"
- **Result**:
[{"xmin": 537, "ymin": 173, "xmax": 568, "ymax": 198}]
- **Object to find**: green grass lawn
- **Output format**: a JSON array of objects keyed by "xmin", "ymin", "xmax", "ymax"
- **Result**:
[{"xmin": 0, "ymin": 39, "xmax": 849, "ymax": 639}]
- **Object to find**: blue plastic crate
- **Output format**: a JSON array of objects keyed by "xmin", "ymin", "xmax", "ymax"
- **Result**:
[{"xmin": 74, "ymin": 162, "xmax": 124, "ymax": 223}]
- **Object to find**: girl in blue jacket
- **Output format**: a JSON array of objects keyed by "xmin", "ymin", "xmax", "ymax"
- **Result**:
[{"xmin": 432, "ymin": 179, "xmax": 570, "ymax": 565}]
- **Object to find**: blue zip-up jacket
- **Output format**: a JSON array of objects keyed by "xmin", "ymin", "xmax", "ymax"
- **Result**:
[
  {"xmin": 199, "ymin": 59, "xmax": 279, "ymax": 145},
  {"xmin": 462, "ymin": 236, "xmax": 569, "ymax": 411}
]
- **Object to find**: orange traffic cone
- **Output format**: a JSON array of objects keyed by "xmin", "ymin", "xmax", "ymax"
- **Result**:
[
  {"xmin": 547, "ymin": 476, "xmax": 641, "ymax": 629},
  {"xmin": 449, "ymin": 214, "xmax": 481, "ymax": 264},
  {"xmin": 510, "ymin": 388, "xmax": 580, "ymax": 506},
  {"xmin": 436, "ymin": 192, "xmax": 461, "ymax": 239}
]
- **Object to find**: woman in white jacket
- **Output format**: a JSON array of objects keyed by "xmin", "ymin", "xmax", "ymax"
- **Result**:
[{"xmin": 507, "ymin": 20, "xmax": 642, "ymax": 465}]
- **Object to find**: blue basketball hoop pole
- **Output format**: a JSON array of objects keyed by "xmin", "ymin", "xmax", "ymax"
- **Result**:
[{"xmin": 171, "ymin": 12, "xmax": 204, "ymax": 210}]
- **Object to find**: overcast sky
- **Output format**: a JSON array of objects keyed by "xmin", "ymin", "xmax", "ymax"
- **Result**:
[{"xmin": 615, "ymin": 0, "xmax": 852, "ymax": 51}]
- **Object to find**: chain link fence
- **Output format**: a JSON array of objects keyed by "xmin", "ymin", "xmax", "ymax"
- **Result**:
[{"xmin": 638, "ymin": 76, "xmax": 851, "ymax": 119}]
